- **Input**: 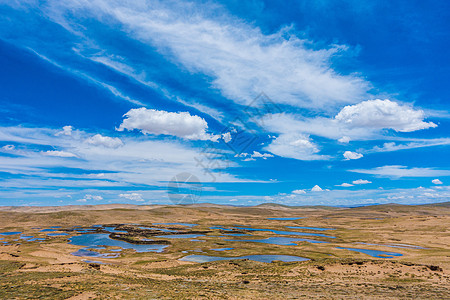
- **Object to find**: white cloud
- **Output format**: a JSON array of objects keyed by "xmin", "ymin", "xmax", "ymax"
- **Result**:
[
  {"xmin": 236, "ymin": 151, "xmax": 274, "ymax": 161},
  {"xmin": 0, "ymin": 126, "xmax": 247, "ymax": 192},
  {"xmin": 83, "ymin": 194, "xmax": 103, "ymax": 201},
  {"xmin": 336, "ymin": 183, "xmax": 354, "ymax": 187},
  {"xmin": 343, "ymin": 151, "xmax": 363, "ymax": 160},
  {"xmin": 338, "ymin": 136, "xmax": 351, "ymax": 143},
  {"xmin": 311, "ymin": 185, "xmax": 323, "ymax": 192},
  {"xmin": 335, "ymin": 99, "xmax": 437, "ymax": 132},
  {"xmin": 432, "ymin": 179, "xmax": 443, "ymax": 185},
  {"xmin": 352, "ymin": 179, "xmax": 372, "ymax": 185},
  {"xmin": 222, "ymin": 132, "xmax": 232, "ymax": 143},
  {"xmin": 55, "ymin": 125, "xmax": 73, "ymax": 136},
  {"xmin": 42, "ymin": 150, "xmax": 77, "ymax": 158},
  {"xmin": 292, "ymin": 189, "xmax": 306, "ymax": 194},
  {"xmin": 265, "ymin": 133, "xmax": 329, "ymax": 161},
  {"xmin": 263, "ymin": 108, "xmax": 439, "ymax": 148},
  {"xmin": 117, "ymin": 108, "xmax": 218, "ymax": 141},
  {"xmin": 85, "ymin": 134, "xmax": 123, "ymax": 148},
  {"xmin": 31, "ymin": 0, "xmax": 370, "ymax": 111},
  {"xmin": 250, "ymin": 151, "xmax": 274, "ymax": 159},
  {"xmin": 119, "ymin": 192, "xmax": 144, "ymax": 201},
  {"xmin": 351, "ymin": 165, "xmax": 450, "ymax": 178},
  {"xmin": 370, "ymin": 139, "xmax": 450, "ymax": 153},
  {"xmin": 1, "ymin": 145, "xmax": 15, "ymax": 151}
]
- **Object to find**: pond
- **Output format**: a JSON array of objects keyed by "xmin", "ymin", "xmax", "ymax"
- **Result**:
[
  {"xmin": 102, "ymin": 227, "xmax": 127, "ymax": 234},
  {"xmin": 68, "ymin": 233, "xmax": 168, "ymax": 258},
  {"xmin": 82, "ymin": 260, "xmax": 109, "ymax": 264},
  {"xmin": 336, "ymin": 247, "xmax": 403, "ymax": 258},
  {"xmin": 180, "ymin": 254, "xmax": 309, "ymax": 263},
  {"xmin": 71, "ymin": 248, "xmax": 119, "ymax": 258},
  {"xmin": 212, "ymin": 248, "xmax": 234, "ymax": 251},
  {"xmin": 0, "ymin": 231, "xmax": 21, "ymax": 235}
]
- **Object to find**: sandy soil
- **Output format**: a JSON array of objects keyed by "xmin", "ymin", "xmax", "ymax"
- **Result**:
[{"xmin": 0, "ymin": 203, "xmax": 448, "ymax": 299}]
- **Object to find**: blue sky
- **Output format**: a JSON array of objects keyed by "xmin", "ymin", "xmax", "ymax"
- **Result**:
[{"xmin": 0, "ymin": 0, "xmax": 449, "ymax": 206}]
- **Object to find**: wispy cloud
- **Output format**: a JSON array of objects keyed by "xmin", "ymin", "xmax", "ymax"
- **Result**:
[
  {"xmin": 351, "ymin": 165, "xmax": 450, "ymax": 178},
  {"xmin": 0, "ymin": 125, "xmax": 246, "ymax": 190},
  {"xmin": 20, "ymin": 0, "xmax": 369, "ymax": 111}
]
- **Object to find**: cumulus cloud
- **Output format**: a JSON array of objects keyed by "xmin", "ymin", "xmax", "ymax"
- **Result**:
[
  {"xmin": 335, "ymin": 99, "xmax": 437, "ymax": 132},
  {"xmin": 311, "ymin": 185, "xmax": 323, "ymax": 191},
  {"xmin": 265, "ymin": 134, "xmax": 329, "ymax": 161},
  {"xmin": 432, "ymin": 179, "xmax": 443, "ymax": 185},
  {"xmin": 42, "ymin": 150, "xmax": 77, "ymax": 158},
  {"xmin": 351, "ymin": 165, "xmax": 450, "ymax": 178},
  {"xmin": 338, "ymin": 136, "xmax": 351, "ymax": 143},
  {"xmin": 119, "ymin": 192, "xmax": 144, "ymax": 201},
  {"xmin": 343, "ymin": 151, "xmax": 363, "ymax": 160},
  {"xmin": 352, "ymin": 179, "xmax": 372, "ymax": 185},
  {"xmin": 251, "ymin": 151, "xmax": 274, "ymax": 160},
  {"xmin": 85, "ymin": 134, "xmax": 123, "ymax": 148},
  {"xmin": 236, "ymin": 151, "xmax": 275, "ymax": 161},
  {"xmin": 117, "ymin": 108, "xmax": 218, "ymax": 141},
  {"xmin": 336, "ymin": 183, "xmax": 354, "ymax": 187},
  {"xmin": 55, "ymin": 125, "xmax": 73, "ymax": 136},
  {"xmin": 222, "ymin": 132, "xmax": 232, "ymax": 143}
]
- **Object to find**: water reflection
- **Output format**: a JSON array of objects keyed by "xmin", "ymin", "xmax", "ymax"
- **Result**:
[{"xmin": 69, "ymin": 233, "xmax": 168, "ymax": 258}]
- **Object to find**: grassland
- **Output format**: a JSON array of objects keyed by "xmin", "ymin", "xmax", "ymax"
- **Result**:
[{"xmin": 0, "ymin": 203, "xmax": 448, "ymax": 299}]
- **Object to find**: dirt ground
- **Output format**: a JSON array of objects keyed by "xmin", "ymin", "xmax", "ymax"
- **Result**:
[{"xmin": 0, "ymin": 203, "xmax": 448, "ymax": 299}]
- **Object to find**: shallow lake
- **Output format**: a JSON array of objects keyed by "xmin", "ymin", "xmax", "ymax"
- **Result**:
[
  {"xmin": 0, "ymin": 231, "xmax": 21, "ymax": 235},
  {"xmin": 68, "ymin": 233, "xmax": 168, "ymax": 257},
  {"xmin": 40, "ymin": 229, "xmax": 58, "ymax": 232},
  {"xmin": 102, "ymin": 227, "xmax": 127, "ymax": 234},
  {"xmin": 336, "ymin": 247, "xmax": 403, "ymax": 258},
  {"xmin": 180, "ymin": 254, "xmax": 309, "ymax": 263}
]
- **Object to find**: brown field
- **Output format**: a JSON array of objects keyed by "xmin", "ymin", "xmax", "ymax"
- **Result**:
[{"xmin": 0, "ymin": 203, "xmax": 449, "ymax": 299}]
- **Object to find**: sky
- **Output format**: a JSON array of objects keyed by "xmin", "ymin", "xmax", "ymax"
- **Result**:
[{"xmin": 0, "ymin": 0, "xmax": 449, "ymax": 206}]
